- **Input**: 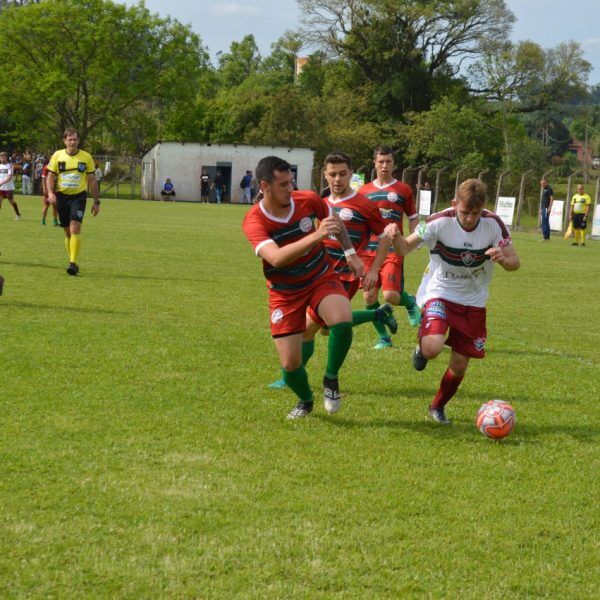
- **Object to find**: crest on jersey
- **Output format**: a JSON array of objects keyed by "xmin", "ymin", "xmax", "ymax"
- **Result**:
[
  {"xmin": 77, "ymin": 162, "xmax": 87, "ymax": 173},
  {"xmin": 76, "ymin": 210, "xmax": 84, "ymax": 219},
  {"xmin": 461, "ymin": 251, "xmax": 476, "ymax": 266},
  {"xmin": 299, "ymin": 217, "xmax": 312, "ymax": 233},
  {"xmin": 387, "ymin": 192, "xmax": 398, "ymax": 202},
  {"xmin": 271, "ymin": 308, "xmax": 284, "ymax": 324},
  {"xmin": 338, "ymin": 207, "xmax": 354, "ymax": 221}
]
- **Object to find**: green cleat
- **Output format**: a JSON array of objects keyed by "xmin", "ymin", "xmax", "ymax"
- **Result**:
[
  {"xmin": 268, "ymin": 378, "xmax": 287, "ymax": 390},
  {"xmin": 405, "ymin": 296, "xmax": 422, "ymax": 327},
  {"xmin": 373, "ymin": 338, "xmax": 393, "ymax": 350},
  {"xmin": 42, "ymin": 218, "xmax": 46, "ymax": 225}
]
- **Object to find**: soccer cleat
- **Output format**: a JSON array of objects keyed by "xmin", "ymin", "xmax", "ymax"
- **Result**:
[
  {"xmin": 0, "ymin": 274, "xmax": 4, "ymax": 296},
  {"xmin": 66, "ymin": 262, "xmax": 79, "ymax": 276},
  {"xmin": 405, "ymin": 296, "xmax": 422, "ymax": 327},
  {"xmin": 53, "ymin": 219, "xmax": 59, "ymax": 226},
  {"xmin": 571, "ymin": 242, "xmax": 578, "ymax": 246},
  {"xmin": 373, "ymin": 337, "xmax": 393, "ymax": 350},
  {"xmin": 323, "ymin": 376, "xmax": 341, "ymax": 414},
  {"xmin": 375, "ymin": 303, "xmax": 398, "ymax": 335},
  {"xmin": 428, "ymin": 406, "xmax": 452, "ymax": 425},
  {"xmin": 412, "ymin": 346, "xmax": 428, "ymax": 371},
  {"xmin": 42, "ymin": 218, "xmax": 46, "ymax": 225},
  {"xmin": 15, "ymin": 215, "xmax": 21, "ymax": 221},
  {"xmin": 287, "ymin": 401, "xmax": 313, "ymax": 419},
  {"xmin": 268, "ymin": 378, "xmax": 287, "ymax": 390}
]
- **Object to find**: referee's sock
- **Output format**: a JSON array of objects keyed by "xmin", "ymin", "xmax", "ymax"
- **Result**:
[{"xmin": 69, "ymin": 233, "xmax": 81, "ymax": 264}]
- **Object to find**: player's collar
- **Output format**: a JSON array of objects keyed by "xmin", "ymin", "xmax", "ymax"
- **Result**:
[
  {"xmin": 328, "ymin": 190, "xmax": 357, "ymax": 204},
  {"xmin": 259, "ymin": 197, "xmax": 296, "ymax": 222},
  {"xmin": 372, "ymin": 178, "xmax": 397, "ymax": 189}
]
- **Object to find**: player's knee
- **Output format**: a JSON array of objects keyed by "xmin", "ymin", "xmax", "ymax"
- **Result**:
[
  {"xmin": 382, "ymin": 290, "xmax": 400, "ymax": 305},
  {"xmin": 281, "ymin": 358, "xmax": 302, "ymax": 372},
  {"xmin": 420, "ymin": 337, "xmax": 444, "ymax": 359}
]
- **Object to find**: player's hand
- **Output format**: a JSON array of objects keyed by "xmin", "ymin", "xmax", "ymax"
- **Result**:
[
  {"xmin": 582, "ymin": 217, "xmax": 587, "ymax": 228},
  {"xmin": 485, "ymin": 246, "xmax": 505, "ymax": 265},
  {"xmin": 362, "ymin": 269, "xmax": 379, "ymax": 291},
  {"xmin": 383, "ymin": 223, "xmax": 400, "ymax": 240},
  {"xmin": 346, "ymin": 254, "xmax": 364, "ymax": 278},
  {"xmin": 317, "ymin": 216, "xmax": 341, "ymax": 238},
  {"xmin": 91, "ymin": 201, "xmax": 100, "ymax": 216},
  {"xmin": 47, "ymin": 192, "xmax": 56, "ymax": 205}
]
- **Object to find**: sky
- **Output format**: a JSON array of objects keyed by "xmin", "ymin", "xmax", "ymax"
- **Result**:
[{"xmin": 123, "ymin": 0, "xmax": 600, "ymax": 84}]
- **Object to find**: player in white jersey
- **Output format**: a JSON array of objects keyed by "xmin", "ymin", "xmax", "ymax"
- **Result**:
[
  {"xmin": 0, "ymin": 152, "xmax": 22, "ymax": 220},
  {"xmin": 384, "ymin": 179, "xmax": 520, "ymax": 424}
]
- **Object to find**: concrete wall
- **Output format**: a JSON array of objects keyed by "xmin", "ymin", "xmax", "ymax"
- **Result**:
[{"xmin": 141, "ymin": 143, "xmax": 315, "ymax": 203}]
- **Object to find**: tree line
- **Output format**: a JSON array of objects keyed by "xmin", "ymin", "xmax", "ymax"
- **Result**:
[{"xmin": 0, "ymin": 0, "xmax": 598, "ymax": 183}]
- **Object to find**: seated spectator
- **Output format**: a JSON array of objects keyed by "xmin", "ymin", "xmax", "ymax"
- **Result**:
[{"xmin": 161, "ymin": 178, "xmax": 176, "ymax": 201}]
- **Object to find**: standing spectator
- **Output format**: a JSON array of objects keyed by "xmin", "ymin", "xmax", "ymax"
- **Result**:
[
  {"xmin": 200, "ymin": 168, "xmax": 211, "ymax": 203},
  {"xmin": 539, "ymin": 178, "xmax": 554, "ymax": 241},
  {"xmin": 94, "ymin": 162, "xmax": 103, "ymax": 196},
  {"xmin": 240, "ymin": 170, "xmax": 252, "ymax": 204},
  {"xmin": 160, "ymin": 178, "xmax": 176, "ymax": 201},
  {"xmin": 569, "ymin": 184, "xmax": 591, "ymax": 247},
  {"xmin": 212, "ymin": 170, "xmax": 225, "ymax": 204},
  {"xmin": 0, "ymin": 152, "xmax": 22, "ymax": 220},
  {"xmin": 34, "ymin": 156, "xmax": 45, "ymax": 195},
  {"xmin": 21, "ymin": 151, "xmax": 33, "ymax": 194},
  {"xmin": 250, "ymin": 172, "xmax": 258, "ymax": 201},
  {"xmin": 46, "ymin": 128, "xmax": 100, "ymax": 276},
  {"xmin": 41, "ymin": 158, "xmax": 59, "ymax": 226}
]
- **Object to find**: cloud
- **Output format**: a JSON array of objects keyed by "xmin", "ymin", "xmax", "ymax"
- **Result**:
[
  {"xmin": 210, "ymin": 3, "xmax": 259, "ymax": 17},
  {"xmin": 582, "ymin": 37, "xmax": 600, "ymax": 50}
]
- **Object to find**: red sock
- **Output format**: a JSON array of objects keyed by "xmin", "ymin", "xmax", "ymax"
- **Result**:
[{"xmin": 430, "ymin": 368, "xmax": 463, "ymax": 410}]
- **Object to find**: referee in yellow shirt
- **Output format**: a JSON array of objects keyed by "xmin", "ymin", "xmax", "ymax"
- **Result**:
[
  {"xmin": 46, "ymin": 128, "xmax": 100, "ymax": 275},
  {"xmin": 569, "ymin": 184, "xmax": 591, "ymax": 247}
]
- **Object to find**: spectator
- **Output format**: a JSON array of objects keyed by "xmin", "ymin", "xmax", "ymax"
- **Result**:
[
  {"xmin": 21, "ymin": 151, "xmax": 32, "ymax": 194},
  {"xmin": 250, "ymin": 173, "xmax": 258, "ymax": 201},
  {"xmin": 34, "ymin": 155, "xmax": 45, "ymax": 195},
  {"xmin": 161, "ymin": 178, "xmax": 176, "ymax": 201},
  {"xmin": 212, "ymin": 170, "xmax": 225, "ymax": 204},
  {"xmin": 539, "ymin": 178, "xmax": 554, "ymax": 241},
  {"xmin": 240, "ymin": 170, "xmax": 252, "ymax": 204},
  {"xmin": 200, "ymin": 168, "xmax": 211, "ymax": 203},
  {"xmin": 94, "ymin": 162, "xmax": 103, "ymax": 195}
]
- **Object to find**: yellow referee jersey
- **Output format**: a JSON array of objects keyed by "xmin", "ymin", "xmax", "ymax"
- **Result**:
[
  {"xmin": 570, "ymin": 193, "xmax": 591, "ymax": 215},
  {"xmin": 48, "ymin": 149, "xmax": 95, "ymax": 195}
]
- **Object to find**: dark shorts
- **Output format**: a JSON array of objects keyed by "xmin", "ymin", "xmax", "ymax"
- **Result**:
[
  {"xmin": 0, "ymin": 190, "xmax": 14, "ymax": 200},
  {"xmin": 572, "ymin": 213, "xmax": 586, "ymax": 229},
  {"xmin": 57, "ymin": 191, "xmax": 87, "ymax": 227}
]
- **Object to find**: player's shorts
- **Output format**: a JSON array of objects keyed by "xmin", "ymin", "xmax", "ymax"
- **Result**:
[
  {"xmin": 56, "ymin": 191, "xmax": 87, "ymax": 227},
  {"xmin": 419, "ymin": 298, "xmax": 487, "ymax": 359},
  {"xmin": 269, "ymin": 273, "xmax": 348, "ymax": 338},
  {"xmin": 306, "ymin": 276, "xmax": 358, "ymax": 329},
  {"xmin": 0, "ymin": 190, "xmax": 14, "ymax": 200},
  {"xmin": 572, "ymin": 213, "xmax": 586, "ymax": 229},
  {"xmin": 360, "ymin": 255, "xmax": 405, "ymax": 292}
]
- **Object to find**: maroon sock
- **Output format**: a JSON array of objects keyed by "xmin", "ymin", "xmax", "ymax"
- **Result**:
[{"xmin": 430, "ymin": 368, "xmax": 463, "ymax": 410}]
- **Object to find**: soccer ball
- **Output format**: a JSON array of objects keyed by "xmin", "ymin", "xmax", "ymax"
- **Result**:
[{"xmin": 476, "ymin": 400, "xmax": 516, "ymax": 439}]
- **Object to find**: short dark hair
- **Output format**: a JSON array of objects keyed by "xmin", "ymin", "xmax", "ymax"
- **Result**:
[
  {"xmin": 255, "ymin": 156, "xmax": 291, "ymax": 183},
  {"xmin": 374, "ymin": 145, "xmax": 394, "ymax": 160},
  {"xmin": 324, "ymin": 151, "xmax": 353, "ymax": 170},
  {"xmin": 456, "ymin": 179, "xmax": 487, "ymax": 208},
  {"xmin": 63, "ymin": 127, "xmax": 79, "ymax": 139}
]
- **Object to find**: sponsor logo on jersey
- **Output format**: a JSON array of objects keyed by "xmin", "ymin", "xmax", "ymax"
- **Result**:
[
  {"xmin": 299, "ymin": 217, "xmax": 313, "ymax": 233},
  {"xmin": 338, "ymin": 207, "xmax": 354, "ymax": 221},
  {"xmin": 61, "ymin": 173, "xmax": 81, "ymax": 188},
  {"xmin": 425, "ymin": 300, "xmax": 446, "ymax": 319},
  {"xmin": 271, "ymin": 308, "xmax": 284, "ymax": 324},
  {"xmin": 387, "ymin": 192, "xmax": 398, "ymax": 202},
  {"xmin": 461, "ymin": 251, "xmax": 476, "ymax": 266},
  {"xmin": 474, "ymin": 337, "xmax": 486, "ymax": 351},
  {"xmin": 380, "ymin": 208, "xmax": 393, "ymax": 219}
]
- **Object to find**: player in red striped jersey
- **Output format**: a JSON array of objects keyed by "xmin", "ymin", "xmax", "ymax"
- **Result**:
[
  {"xmin": 359, "ymin": 145, "xmax": 421, "ymax": 349},
  {"xmin": 243, "ymin": 156, "xmax": 362, "ymax": 419},
  {"xmin": 41, "ymin": 160, "xmax": 59, "ymax": 226},
  {"xmin": 384, "ymin": 179, "xmax": 520, "ymax": 424}
]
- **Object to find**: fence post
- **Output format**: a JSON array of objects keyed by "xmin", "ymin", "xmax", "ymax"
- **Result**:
[
  {"xmin": 433, "ymin": 167, "xmax": 446, "ymax": 213},
  {"xmin": 402, "ymin": 166, "xmax": 417, "ymax": 184},
  {"xmin": 516, "ymin": 169, "xmax": 533, "ymax": 228},
  {"xmin": 478, "ymin": 169, "xmax": 489, "ymax": 181},
  {"xmin": 416, "ymin": 165, "xmax": 428, "ymax": 195},
  {"xmin": 565, "ymin": 169, "xmax": 583, "ymax": 230},
  {"xmin": 454, "ymin": 168, "xmax": 465, "ymax": 198},
  {"xmin": 495, "ymin": 170, "xmax": 510, "ymax": 212}
]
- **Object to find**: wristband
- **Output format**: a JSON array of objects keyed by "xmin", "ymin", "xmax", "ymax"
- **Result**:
[{"xmin": 343, "ymin": 247, "xmax": 357, "ymax": 257}]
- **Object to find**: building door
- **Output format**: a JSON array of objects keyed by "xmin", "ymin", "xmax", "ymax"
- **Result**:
[{"xmin": 216, "ymin": 162, "xmax": 232, "ymax": 203}]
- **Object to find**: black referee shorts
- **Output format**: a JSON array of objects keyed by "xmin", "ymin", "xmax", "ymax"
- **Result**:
[{"xmin": 56, "ymin": 191, "xmax": 87, "ymax": 228}]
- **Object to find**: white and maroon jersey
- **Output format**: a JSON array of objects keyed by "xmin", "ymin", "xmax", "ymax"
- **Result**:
[
  {"xmin": 0, "ymin": 162, "xmax": 15, "ymax": 191},
  {"xmin": 242, "ymin": 190, "xmax": 334, "ymax": 292},
  {"xmin": 415, "ymin": 208, "xmax": 511, "ymax": 308}
]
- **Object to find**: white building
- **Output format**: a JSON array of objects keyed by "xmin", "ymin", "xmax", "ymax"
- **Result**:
[{"xmin": 141, "ymin": 142, "xmax": 315, "ymax": 203}]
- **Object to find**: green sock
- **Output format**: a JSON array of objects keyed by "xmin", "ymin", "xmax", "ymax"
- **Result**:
[
  {"xmin": 302, "ymin": 340, "xmax": 315, "ymax": 366},
  {"xmin": 352, "ymin": 309, "xmax": 376, "ymax": 326},
  {"xmin": 400, "ymin": 291, "xmax": 415, "ymax": 308},
  {"xmin": 325, "ymin": 321, "xmax": 353, "ymax": 379},
  {"xmin": 283, "ymin": 366, "xmax": 313, "ymax": 403},
  {"xmin": 367, "ymin": 301, "xmax": 388, "ymax": 338}
]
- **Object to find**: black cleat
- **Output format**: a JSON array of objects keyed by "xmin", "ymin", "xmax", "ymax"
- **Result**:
[
  {"xmin": 0, "ymin": 274, "xmax": 4, "ymax": 296},
  {"xmin": 412, "ymin": 346, "xmax": 428, "ymax": 371},
  {"xmin": 287, "ymin": 401, "xmax": 314, "ymax": 420},
  {"xmin": 66, "ymin": 262, "xmax": 79, "ymax": 276},
  {"xmin": 428, "ymin": 406, "xmax": 452, "ymax": 425},
  {"xmin": 375, "ymin": 303, "xmax": 398, "ymax": 335}
]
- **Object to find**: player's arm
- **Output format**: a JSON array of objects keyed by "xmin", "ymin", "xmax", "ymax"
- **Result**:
[
  {"xmin": 485, "ymin": 244, "xmax": 520, "ymax": 271},
  {"xmin": 88, "ymin": 173, "xmax": 100, "ymax": 216},
  {"xmin": 362, "ymin": 235, "xmax": 391, "ymax": 290},
  {"xmin": 258, "ymin": 216, "xmax": 341, "ymax": 269},
  {"xmin": 407, "ymin": 213, "xmax": 418, "ymax": 234},
  {"xmin": 383, "ymin": 223, "xmax": 422, "ymax": 255},
  {"xmin": 331, "ymin": 212, "xmax": 364, "ymax": 278},
  {"xmin": 46, "ymin": 171, "xmax": 57, "ymax": 204}
]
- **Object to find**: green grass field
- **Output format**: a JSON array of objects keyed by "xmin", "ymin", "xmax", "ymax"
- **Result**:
[{"xmin": 1, "ymin": 196, "xmax": 599, "ymax": 598}]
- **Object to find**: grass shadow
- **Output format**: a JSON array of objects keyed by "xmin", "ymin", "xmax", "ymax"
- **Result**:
[{"xmin": 1, "ymin": 301, "xmax": 130, "ymax": 315}]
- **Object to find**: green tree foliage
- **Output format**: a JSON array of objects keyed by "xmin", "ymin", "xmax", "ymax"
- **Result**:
[{"xmin": 0, "ymin": 0, "xmax": 208, "ymax": 150}]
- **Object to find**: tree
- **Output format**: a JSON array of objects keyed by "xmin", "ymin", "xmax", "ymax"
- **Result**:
[{"xmin": 0, "ymin": 0, "xmax": 208, "ymax": 150}]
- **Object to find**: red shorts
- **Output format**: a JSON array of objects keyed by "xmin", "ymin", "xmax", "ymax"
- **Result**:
[
  {"xmin": 306, "ymin": 276, "xmax": 358, "ymax": 329},
  {"xmin": 360, "ymin": 255, "xmax": 405, "ymax": 292},
  {"xmin": 269, "ymin": 274, "xmax": 348, "ymax": 337},
  {"xmin": 419, "ymin": 298, "xmax": 487, "ymax": 359},
  {"xmin": 0, "ymin": 190, "xmax": 14, "ymax": 200}
]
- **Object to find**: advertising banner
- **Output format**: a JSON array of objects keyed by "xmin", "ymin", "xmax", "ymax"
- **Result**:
[
  {"xmin": 418, "ymin": 189, "xmax": 432, "ymax": 216},
  {"xmin": 496, "ymin": 196, "xmax": 516, "ymax": 228},
  {"xmin": 549, "ymin": 200, "xmax": 564, "ymax": 232}
]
